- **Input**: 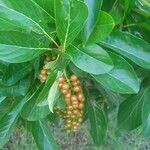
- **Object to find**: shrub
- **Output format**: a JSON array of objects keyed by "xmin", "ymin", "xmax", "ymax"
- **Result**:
[{"xmin": 0, "ymin": 0, "xmax": 149, "ymax": 149}]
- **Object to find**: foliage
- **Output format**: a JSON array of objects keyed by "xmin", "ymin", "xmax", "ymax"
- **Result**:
[{"xmin": 0, "ymin": 0, "xmax": 150, "ymax": 149}]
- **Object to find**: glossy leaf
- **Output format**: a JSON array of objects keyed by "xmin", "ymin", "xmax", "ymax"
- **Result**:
[
  {"xmin": 48, "ymin": 81, "xmax": 60, "ymax": 113},
  {"xmin": 21, "ymin": 85, "xmax": 50, "ymax": 121},
  {"xmin": 83, "ymin": 0, "xmax": 103, "ymax": 42},
  {"xmin": 0, "ymin": 77, "xmax": 31, "ymax": 96},
  {"xmin": 36, "ymin": 70, "xmax": 58, "ymax": 106},
  {"xmin": 88, "ymin": 100, "xmax": 107, "ymax": 146},
  {"xmin": 54, "ymin": 0, "xmax": 88, "ymax": 48},
  {"xmin": 2, "ymin": 63, "xmax": 32, "ymax": 86},
  {"xmin": 142, "ymin": 87, "xmax": 150, "ymax": 137},
  {"xmin": 0, "ymin": 5, "xmax": 49, "ymax": 35},
  {"xmin": 101, "ymin": 30, "xmax": 150, "ymax": 69},
  {"xmin": 33, "ymin": 0, "xmax": 55, "ymax": 17},
  {"xmin": 124, "ymin": 0, "xmax": 136, "ymax": 13},
  {"xmin": 110, "ymin": 0, "xmax": 124, "ymax": 24},
  {"xmin": 0, "ymin": 30, "xmax": 51, "ymax": 63},
  {"xmin": 93, "ymin": 52, "xmax": 139, "ymax": 94},
  {"xmin": 0, "ymin": 0, "xmax": 55, "ymax": 34},
  {"xmin": 0, "ymin": 97, "xmax": 11, "ymax": 120},
  {"xmin": 117, "ymin": 87, "xmax": 150, "ymax": 130},
  {"xmin": 67, "ymin": 44, "xmax": 113, "ymax": 74},
  {"xmin": 31, "ymin": 120, "xmax": 59, "ymax": 150},
  {"xmin": 86, "ymin": 11, "xmax": 115, "ymax": 44}
]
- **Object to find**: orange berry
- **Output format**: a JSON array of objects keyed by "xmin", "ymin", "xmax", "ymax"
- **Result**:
[
  {"xmin": 71, "ymin": 95, "xmax": 78, "ymax": 101},
  {"xmin": 73, "ymin": 104, "xmax": 78, "ymax": 109},
  {"xmin": 65, "ymin": 98, "xmax": 71, "ymax": 104},
  {"xmin": 73, "ymin": 86, "xmax": 81, "ymax": 92},
  {"xmin": 62, "ymin": 84, "xmax": 69, "ymax": 90},
  {"xmin": 70, "ymin": 75, "xmax": 78, "ymax": 82},
  {"xmin": 73, "ymin": 109, "xmax": 79, "ymax": 115},
  {"xmin": 65, "ymin": 93, "xmax": 71, "ymax": 99},
  {"xmin": 67, "ymin": 106, "xmax": 73, "ymax": 111},
  {"xmin": 41, "ymin": 69, "xmax": 48, "ymax": 75},
  {"xmin": 58, "ymin": 77, "xmax": 65, "ymax": 83},
  {"xmin": 78, "ymin": 93, "xmax": 84, "ymax": 101},
  {"xmin": 78, "ymin": 103, "xmax": 84, "ymax": 109},
  {"xmin": 72, "ymin": 82, "xmax": 78, "ymax": 86},
  {"xmin": 72, "ymin": 100, "xmax": 78, "ymax": 105},
  {"xmin": 61, "ymin": 89, "xmax": 68, "ymax": 95}
]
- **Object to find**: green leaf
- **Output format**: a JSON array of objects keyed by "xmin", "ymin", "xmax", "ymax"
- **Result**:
[
  {"xmin": 86, "ymin": 11, "xmax": 115, "ymax": 44},
  {"xmin": 0, "ymin": 97, "xmax": 11, "ymax": 120},
  {"xmin": 31, "ymin": 120, "xmax": 59, "ymax": 150},
  {"xmin": 101, "ymin": 30, "xmax": 150, "ymax": 69},
  {"xmin": 0, "ymin": 96, "xmax": 6, "ymax": 103},
  {"xmin": 117, "ymin": 87, "xmax": 150, "ymax": 130},
  {"xmin": 48, "ymin": 81, "xmax": 60, "ymax": 113},
  {"xmin": 92, "ymin": 52, "xmax": 139, "ymax": 94},
  {"xmin": 124, "ymin": 0, "xmax": 136, "ymax": 13},
  {"xmin": 54, "ymin": 0, "xmax": 88, "ymax": 48},
  {"xmin": 2, "ymin": 63, "xmax": 32, "ymax": 86},
  {"xmin": 0, "ymin": 93, "xmax": 31, "ymax": 148},
  {"xmin": 36, "ymin": 70, "xmax": 58, "ymax": 106},
  {"xmin": 0, "ymin": 5, "xmax": 49, "ymax": 35},
  {"xmin": 67, "ymin": 44, "xmax": 114, "ymax": 75},
  {"xmin": 33, "ymin": 0, "xmax": 55, "ymax": 17},
  {"xmin": 110, "ymin": 0, "xmax": 124, "ymax": 24},
  {"xmin": 88, "ymin": 100, "xmax": 107, "ymax": 146},
  {"xmin": 0, "ymin": 44, "xmax": 50, "ymax": 63},
  {"xmin": 0, "ymin": 30, "xmax": 51, "ymax": 63},
  {"xmin": 83, "ymin": 0, "xmax": 103, "ymax": 42},
  {"xmin": 0, "ymin": 77, "xmax": 31, "ymax": 96},
  {"xmin": 0, "ymin": 0, "xmax": 55, "ymax": 34},
  {"xmin": 142, "ymin": 87, "xmax": 150, "ymax": 137},
  {"xmin": 21, "ymin": 85, "xmax": 50, "ymax": 121}
]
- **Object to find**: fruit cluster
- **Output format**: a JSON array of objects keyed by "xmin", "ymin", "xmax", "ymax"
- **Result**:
[
  {"xmin": 58, "ymin": 75, "xmax": 85, "ymax": 132},
  {"xmin": 39, "ymin": 54, "xmax": 57, "ymax": 83}
]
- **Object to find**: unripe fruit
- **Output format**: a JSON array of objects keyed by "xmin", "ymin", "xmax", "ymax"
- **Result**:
[
  {"xmin": 71, "ymin": 95, "xmax": 78, "ymax": 101},
  {"xmin": 73, "ymin": 104, "xmax": 78, "ymax": 109},
  {"xmin": 62, "ymin": 84, "xmax": 69, "ymax": 90},
  {"xmin": 58, "ymin": 77, "xmax": 65, "ymax": 83},
  {"xmin": 73, "ymin": 109, "xmax": 79, "ymax": 115},
  {"xmin": 78, "ymin": 118, "xmax": 83, "ymax": 123},
  {"xmin": 78, "ymin": 93, "xmax": 84, "ymax": 101},
  {"xmin": 72, "ymin": 100, "xmax": 78, "ymax": 105},
  {"xmin": 72, "ymin": 82, "xmax": 78, "ymax": 86},
  {"xmin": 67, "ymin": 110, "xmax": 72, "ymax": 115},
  {"xmin": 79, "ymin": 103, "xmax": 84, "ymax": 109},
  {"xmin": 67, "ymin": 119, "xmax": 72, "ymax": 124},
  {"xmin": 41, "ymin": 69, "xmax": 48, "ymax": 75},
  {"xmin": 72, "ymin": 121, "xmax": 77, "ymax": 126},
  {"xmin": 65, "ymin": 93, "xmax": 71, "ymax": 99},
  {"xmin": 71, "ymin": 115, "xmax": 76, "ymax": 119},
  {"xmin": 73, "ymin": 86, "xmax": 81, "ymax": 93},
  {"xmin": 67, "ymin": 106, "xmax": 73, "ymax": 111},
  {"xmin": 58, "ymin": 83, "xmax": 63, "ymax": 88},
  {"xmin": 65, "ymin": 98, "xmax": 71, "ymax": 104},
  {"xmin": 61, "ymin": 89, "xmax": 68, "ymax": 95},
  {"xmin": 70, "ymin": 75, "xmax": 78, "ymax": 82}
]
